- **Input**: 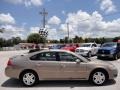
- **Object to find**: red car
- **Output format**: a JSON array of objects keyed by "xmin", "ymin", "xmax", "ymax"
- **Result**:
[{"xmin": 61, "ymin": 44, "xmax": 79, "ymax": 52}]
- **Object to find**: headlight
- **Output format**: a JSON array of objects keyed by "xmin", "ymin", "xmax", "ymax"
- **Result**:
[
  {"xmin": 108, "ymin": 63, "xmax": 117, "ymax": 70},
  {"xmin": 110, "ymin": 49, "xmax": 116, "ymax": 54},
  {"xmin": 75, "ymin": 49, "xmax": 79, "ymax": 52}
]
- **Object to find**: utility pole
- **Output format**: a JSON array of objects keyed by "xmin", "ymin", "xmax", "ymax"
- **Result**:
[
  {"xmin": 67, "ymin": 23, "xmax": 69, "ymax": 43},
  {"xmin": 39, "ymin": 8, "xmax": 48, "ymax": 28}
]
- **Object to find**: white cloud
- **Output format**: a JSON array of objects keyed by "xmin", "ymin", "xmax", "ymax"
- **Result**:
[
  {"xmin": 48, "ymin": 16, "xmax": 61, "ymax": 25},
  {"xmin": 0, "ymin": 25, "xmax": 25, "ymax": 39},
  {"xmin": 0, "ymin": 13, "xmax": 15, "ymax": 24},
  {"xmin": 30, "ymin": 26, "xmax": 39, "ymax": 33},
  {"xmin": 5, "ymin": 0, "xmax": 43, "ymax": 7},
  {"xmin": 62, "ymin": 10, "xmax": 66, "ymax": 15},
  {"xmin": 47, "ymin": 28, "xmax": 59, "ymax": 40},
  {"xmin": 59, "ymin": 10, "xmax": 120, "ymax": 39},
  {"xmin": 98, "ymin": 0, "xmax": 117, "ymax": 14},
  {"xmin": 29, "ymin": 26, "xmax": 60, "ymax": 40}
]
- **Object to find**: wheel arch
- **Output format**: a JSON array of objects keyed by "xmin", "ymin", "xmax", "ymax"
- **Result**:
[
  {"xmin": 19, "ymin": 69, "xmax": 39, "ymax": 80},
  {"xmin": 89, "ymin": 68, "xmax": 109, "ymax": 80}
]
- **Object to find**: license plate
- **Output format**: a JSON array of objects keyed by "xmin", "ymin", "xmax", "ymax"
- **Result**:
[{"xmin": 101, "ymin": 54, "xmax": 105, "ymax": 57}]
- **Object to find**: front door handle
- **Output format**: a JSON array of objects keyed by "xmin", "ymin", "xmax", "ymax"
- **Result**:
[{"xmin": 61, "ymin": 64, "xmax": 66, "ymax": 68}]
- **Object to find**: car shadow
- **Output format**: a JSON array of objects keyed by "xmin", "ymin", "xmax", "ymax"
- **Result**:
[{"xmin": 1, "ymin": 78, "xmax": 116, "ymax": 88}]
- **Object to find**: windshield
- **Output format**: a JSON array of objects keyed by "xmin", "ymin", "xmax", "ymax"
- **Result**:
[
  {"xmin": 102, "ymin": 43, "xmax": 117, "ymax": 47},
  {"xmin": 72, "ymin": 52, "xmax": 91, "ymax": 62},
  {"xmin": 81, "ymin": 44, "xmax": 91, "ymax": 47}
]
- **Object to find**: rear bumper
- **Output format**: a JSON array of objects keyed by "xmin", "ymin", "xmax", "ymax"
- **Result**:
[{"xmin": 5, "ymin": 66, "xmax": 21, "ymax": 79}]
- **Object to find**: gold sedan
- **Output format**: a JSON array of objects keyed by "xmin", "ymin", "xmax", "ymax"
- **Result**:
[{"xmin": 5, "ymin": 50, "xmax": 118, "ymax": 86}]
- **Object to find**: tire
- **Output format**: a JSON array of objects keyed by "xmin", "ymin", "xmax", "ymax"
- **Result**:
[
  {"xmin": 88, "ymin": 52, "xmax": 92, "ymax": 58},
  {"xmin": 97, "ymin": 56, "xmax": 101, "ymax": 59},
  {"xmin": 20, "ymin": 71, "xmax": 39, "ymax": 86},
  {"xmin": 89, "ymin": 71, "xmax": 107, "ymax": 85},
  {"xmin": 113, "ymin": 54, "xmax": 118, "ymax": 60}
]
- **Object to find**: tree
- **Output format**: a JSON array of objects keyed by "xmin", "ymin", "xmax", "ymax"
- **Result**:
[
  {"xmin": 64, "ymin": 37, "xmax": 69, "ymax": 43},
  {"xmin": 113, "ymin": 37, "xmax": 120, "ymax": 42},
  {"xmin": 0, "ymin": 38, "xmax": 4, "ymax": 47},
  {"xmin": 60, "ymin": 39, "xmax": 64, "ymax": 43},
  {"xmin": 11, "ymin": 37, "xmax": 21, "ymax": 45},
  {"xmin": 0, "ymin": 28, "xmax": 5, "ymax": 33},
  {"xmin": 73, "ymin": 36, "xmax": 79, "ymax": 43},
  {"xmin": 27, "ymin": 33, "xmax": 45, "ymax": 44}
]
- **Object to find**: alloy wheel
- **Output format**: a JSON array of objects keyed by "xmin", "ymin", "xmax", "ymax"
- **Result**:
[
  {"xmin": 92, "ymin": 71, "xmax": 106, "ymax": 85},
  {"xmin": 22, "ymin": 72, "xmax": 36, "ymax": 86}
]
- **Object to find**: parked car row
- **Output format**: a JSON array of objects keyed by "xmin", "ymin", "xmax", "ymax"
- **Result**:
[
  {"xmin": 75, "ymin": 43, "xmax": 99, "ymax": 57},
  {"xmin": 97, "ymin": 42, "xmax": 120, "ymax": 60},
  {"xmin": 48, "ymin": 42, "xmax": 120, "ymax": 60}
]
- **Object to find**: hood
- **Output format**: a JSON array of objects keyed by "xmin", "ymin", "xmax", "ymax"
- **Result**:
[
  {"xmin": 76, "ymin": 47, "xmax": 91, "ymax": 50},
  {"xmin": 89, "ymin": 59, "xmax": 115, "ymax": 67},
  {"xmin": 99, "ymin": 47, "xmax": 116, "ymax": 50}
]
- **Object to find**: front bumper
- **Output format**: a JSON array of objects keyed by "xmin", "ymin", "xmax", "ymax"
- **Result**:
[
  {"xmin": 75, "ymin": 52, "xmax": 88, "ymax": 56},
  {"xmin": 97, "ymin": 54, "xmax": 114, "ymax": 58},
  {"xmin": 109, "ymin": 68, "xmax": 118, "ymax": 79}
]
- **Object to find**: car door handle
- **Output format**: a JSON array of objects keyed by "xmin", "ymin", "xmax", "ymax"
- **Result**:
[
  {"xmin": 60, "ymin": 65, "xmax": 66, "ymax": 68},
  {"xmin": 36, "ymin": 63, "xmax": 41, "ymax": 67}
]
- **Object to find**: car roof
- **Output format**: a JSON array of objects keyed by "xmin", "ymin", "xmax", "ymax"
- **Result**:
[
  {"xmin": 82, "ymin": 43, "xmax": 96, "ymax": 44},
  {"xmin": 103, "ymin": 42, "xmax": 117, "ymax": 44},
  {"xmin": 29, "ymin": 49, "xmax": 73, "ymax": 55}
]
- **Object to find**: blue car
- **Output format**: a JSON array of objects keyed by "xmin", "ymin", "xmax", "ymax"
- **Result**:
[
  {"xmin": 97, "ymin": 42, "xmax": 120, "ymax": 60},
  {"xmin": 49, "ymin": 44, "xmax": 65, "ymax": 49}
]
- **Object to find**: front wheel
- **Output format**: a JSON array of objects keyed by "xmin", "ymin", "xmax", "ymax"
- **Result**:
[
  {"xmin": 87, "ymin": 52, "xmax": 92, "ymax": 58},
  {"xmin": 90, "ymin": 71, "xmax": 107, "ymax": 85},
  {"xmin": 113, "ymin": 54, "xmax": 118, "ymax": 60}
]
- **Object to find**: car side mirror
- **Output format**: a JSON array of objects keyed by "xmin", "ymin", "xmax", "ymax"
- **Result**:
[{"xmin": 76, "ymin": 59, "xmax": 81, "ymax": 64}]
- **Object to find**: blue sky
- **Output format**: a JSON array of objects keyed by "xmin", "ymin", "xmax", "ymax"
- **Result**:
[{"xmin": 0, "ymin": 0, "xmax": 120, "ymax": 40}]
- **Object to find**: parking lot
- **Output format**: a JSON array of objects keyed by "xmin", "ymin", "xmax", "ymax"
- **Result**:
[{"xmin": 0, "ymin": 50, "xmax": 120, "ymax": 90}]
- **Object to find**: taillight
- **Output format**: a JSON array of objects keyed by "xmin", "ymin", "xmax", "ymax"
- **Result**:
[{"xmin": 7, "ymin": 59, "xmax": 13, "ymax": 66}]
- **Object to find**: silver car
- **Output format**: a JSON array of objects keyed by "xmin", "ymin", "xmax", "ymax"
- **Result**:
[{"xmin": 5, "ymin": 50, "xmax": 118, "ymax": 86}]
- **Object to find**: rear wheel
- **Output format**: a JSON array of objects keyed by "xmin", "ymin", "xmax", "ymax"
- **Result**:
[
  {"xmin": 20, "ymin": 71, "xmax": 39, "ymax": 86},
  {"xmin": 90, "ymin": 71, "xmax": 107, "ymax": 85}
]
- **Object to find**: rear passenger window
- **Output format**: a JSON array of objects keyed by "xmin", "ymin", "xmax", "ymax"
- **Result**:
[{"xmin": 30, "ymin": 52, "xmax": 57, "ymax": 61}]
